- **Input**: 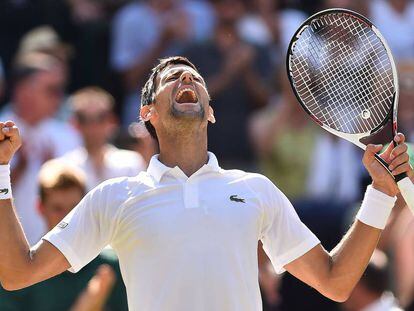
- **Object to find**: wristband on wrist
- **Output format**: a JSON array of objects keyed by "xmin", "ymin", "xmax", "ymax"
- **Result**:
[
  {"xmin": 356, "ymin": 185, "xmax": 397, "ymax": 229},
  {"xmin": 0, "ymin": 164, "xmax": 12, "ymax": 200}
]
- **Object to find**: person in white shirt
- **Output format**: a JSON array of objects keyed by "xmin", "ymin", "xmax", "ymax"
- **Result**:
[
  {"xmin": 0, "ymin": 52, "xmax": 81, "ymax": 245},
  {"xmin": 0, "ymin": 56, "xmax": 412, "ymax": 311},
  {"xmin": 62, "ymin": 87, "xmax": 146, "ymax": 190},
  {"xmin": 370, "ymin": 0, "xmax": 414, "ymax": 61}
]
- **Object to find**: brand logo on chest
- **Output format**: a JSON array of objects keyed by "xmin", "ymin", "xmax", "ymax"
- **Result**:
[{"xmin": 229, "ymin": 195, "xmax": 245, "ymax": 203}]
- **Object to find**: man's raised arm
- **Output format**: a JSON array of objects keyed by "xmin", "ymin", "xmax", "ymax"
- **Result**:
[
  {"xmin": 285, "ymin": 134, "xmax": 413, "ymax": 302},
  {"xmin": 0, "ymin": 120, "xmax": 70, "ymax": 291}
]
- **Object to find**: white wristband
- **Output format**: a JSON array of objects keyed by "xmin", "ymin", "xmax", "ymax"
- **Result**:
[
  {"xmin": 356, "ymin": 185, "xmax": 396, "ymax": 229},
  {"xmin": 0, "ymin": 164, "xmax": 12, "ymax": 200}
]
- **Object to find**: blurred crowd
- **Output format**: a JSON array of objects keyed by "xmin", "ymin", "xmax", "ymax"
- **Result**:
[{"xmin": 0, "ymin": 0, "xmax": 414, "ymax": 310}]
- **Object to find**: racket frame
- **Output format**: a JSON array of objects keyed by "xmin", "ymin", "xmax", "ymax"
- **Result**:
[
  {"xmin": 287, "ymin": 7, "xmax": 414, "ymax": 215},
  {"xmin": 286, "ymin": 8, "xmax": 400, "ymax": 173}
]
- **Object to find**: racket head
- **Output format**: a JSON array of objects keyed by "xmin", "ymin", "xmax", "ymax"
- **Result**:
[{"xmin": 286, "ymin": 8, "xmax": 399, "ymax": 149}]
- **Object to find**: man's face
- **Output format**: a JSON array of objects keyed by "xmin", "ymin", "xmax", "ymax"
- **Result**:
[
  {"xmin": 74, "ymin": 106, "xmax": 115, "ymax": 149},
  {"xmin": 17, "ymin": 68, "xmax": 66, "ymax": 123},
  {"xmin": 150, "ymin": 64, "xmax": 211, "ymax": 129},
  {"xmin": 39, "ymin": 187, "xmax": 83, "ymax": 230}
]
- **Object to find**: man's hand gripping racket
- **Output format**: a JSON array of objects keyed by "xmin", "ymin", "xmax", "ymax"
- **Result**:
[
  {"xmin": 287, "ymin": 9, "xmax": 414, "ymax": 211},
  {"xmin": 363, "ymin": 134, "xmax": 413, "ymax": 197}
]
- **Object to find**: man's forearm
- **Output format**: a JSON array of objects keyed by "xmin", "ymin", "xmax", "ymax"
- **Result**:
[
  {"xmin": 0, "ymin": 199, "xmax": 32, "ymax": 289},
  {"xmin": 286, "ymin": 186, "xmax": 395, "ymax": 302},
  {"xmin": 286, "ymin": 220, "xmax": 382, "ymax": 302},
  {"xmin": 326, "ymin": 220, "xmax": 382, "ymax": 298}
]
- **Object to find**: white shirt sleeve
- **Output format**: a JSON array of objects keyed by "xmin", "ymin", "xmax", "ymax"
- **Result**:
[
  {"xmin": 258, "ymin": 176, "xmax": 320, "ymax": 274},
  {"xmin": 42, "ymin": 180, "xmax": 124, "ymax": 272}
]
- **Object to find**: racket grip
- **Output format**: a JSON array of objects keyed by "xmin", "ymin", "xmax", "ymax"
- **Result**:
[{"xmin": 397, "ymin": 176, "xmax": 414, "ymax": 215}]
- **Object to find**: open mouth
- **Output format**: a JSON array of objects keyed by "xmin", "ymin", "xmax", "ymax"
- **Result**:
[{"xmin": 175, "ymin": 87, "xmax": 198, "ymax": 104}]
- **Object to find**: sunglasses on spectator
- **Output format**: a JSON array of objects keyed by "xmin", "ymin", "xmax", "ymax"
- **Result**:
[{"xmin": 75, "ymin": 112, "xmax": 110, "ymax": 124}]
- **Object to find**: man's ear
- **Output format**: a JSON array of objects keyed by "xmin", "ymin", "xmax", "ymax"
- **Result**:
[
  {"xmin": 140, "ymin": 105, "xmax": 155, "ymax": 122},
  {"xmin": 207, "ymin": 106, "xmax": 216, "ymax": 124}
]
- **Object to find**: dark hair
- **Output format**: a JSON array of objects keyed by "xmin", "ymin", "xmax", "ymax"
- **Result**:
[{"xmin": 140, "ymin": 56, "xmax": 198, "ymax": 140}]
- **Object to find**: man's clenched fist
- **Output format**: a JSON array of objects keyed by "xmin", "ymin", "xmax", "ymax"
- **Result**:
[{"xmin": 0, "ymin": 120, "xmax": 21, "ymax": 165}]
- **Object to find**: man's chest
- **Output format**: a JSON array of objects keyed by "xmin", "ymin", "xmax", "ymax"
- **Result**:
[{"xmin": 116, "ymin": 181, "xmax": 263, "ymax": 251}]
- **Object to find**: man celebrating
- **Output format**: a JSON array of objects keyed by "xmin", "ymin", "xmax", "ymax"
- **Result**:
[{"xmin": 0, "ymin": 56, "xmax": 412, "ymax": 311}]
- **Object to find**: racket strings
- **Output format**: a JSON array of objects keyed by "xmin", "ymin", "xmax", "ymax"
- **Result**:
[
  {"xmin": 298, "ymin": 22, "xmax": 390, "ymax": 132},
  {"xmin": 305, "ymin": 16, "xmax": 392, "ymax": 124},
  {"xmin": 297, "ymin": 21, "xmax": 392, "ymax": 133},
  {"xmin": 290, "ymin": 12, "xmax": 394, "ymax": 134}
]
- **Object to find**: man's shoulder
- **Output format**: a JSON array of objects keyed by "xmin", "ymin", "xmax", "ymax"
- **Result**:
[
  {"xmin": 92, "ymin": 173, "xmax": 153, "ymax": 201},
  {"xmin": 220, "ymin": 168, "xmax": 273, "ymax": 185},
  {"xmin": 95, "ymin": 175, "xmax": 143, "ymax": 193}
]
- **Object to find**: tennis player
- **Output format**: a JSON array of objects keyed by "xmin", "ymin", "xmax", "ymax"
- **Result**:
[{"xmin": 0, "ymin": 56, "xmax": 412, "ymax": 311}]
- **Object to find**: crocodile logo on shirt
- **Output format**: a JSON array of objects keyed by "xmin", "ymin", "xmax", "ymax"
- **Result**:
[
  {"xmin": 0, "ymin": 188, "xmax": 8, "ymax": 195},
  {"xmin": 229, "ymin": 195, "xmax": 245, "ymax": 203}
]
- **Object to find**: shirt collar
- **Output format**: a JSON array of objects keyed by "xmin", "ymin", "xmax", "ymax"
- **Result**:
[{"xmin": 147, "ymin": 152, "xmax": 220, "ymax": 182}]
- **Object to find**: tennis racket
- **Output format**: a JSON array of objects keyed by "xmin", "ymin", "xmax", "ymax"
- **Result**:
[{"xmin": 286, "ymin": 8, "xmax": 414, "ymax": 212}]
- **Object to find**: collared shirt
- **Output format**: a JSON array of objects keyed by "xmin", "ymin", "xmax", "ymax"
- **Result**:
[
  {"xmin": 43, "ymin": 152, "xmax": 319, "ymax": 311},
  {"xmin": 61, "ymin": 144, "xmax": 146, "ymax": 191}
]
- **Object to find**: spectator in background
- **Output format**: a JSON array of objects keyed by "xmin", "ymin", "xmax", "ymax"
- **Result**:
[
  {"xmin": 64, "ymin": 0, "xmax": 117, "ymax": 91},
  {"xmin": 370, "ymin": 0, "xmax": 414, "ymax": 60},
  {"xmin": 183, "ymin": 0, "xmax": 273, "ymax": 170},
  {"xmin": 0, "ymin": 0, "xmax": 43, "ymax": 98},
  {"xmin": 62, "ymin": 87, "xmax": 146, "ymax": 190},
  {"xmin": 397, "ymin": 61, "xmax": 414, "ymax": 141},
  {"xmin": 342, "ymin": 250, "xmax": 402, "ymax": 311},
  {"xmin": 238, "ymin": 0, "xmax": 306, "ymax": 64},
  {"xmin": 126, "ymin": 122, "xmax": 159, "ymax": 165},
  {"xmin": 250, "ymin": 70, "xmax": 319, "ymax": 200},
  {"xmin": 16, "ymin": 25, "xmax": 75, "ymax": 121},
  {"xmin": 0, "ymin": 52, "xmax": 81, "ymax": 245},
  {"xmin": 323, "ymin": 0, "xmax": 370, "ymax": 16},
  {"xmin": 0, "ymin": 159, "xmax": 128, "ymax": 311},
  {"xmin": 18, "ymin": 25, "xmax": 73, "ymax": 65},
  {"xmin": 306, "ymin": 136, "xmax": 362, "ymax": 203},
  {"xmin": 110, "ymin": 0, "xmax": 215, "ymax": 126}
]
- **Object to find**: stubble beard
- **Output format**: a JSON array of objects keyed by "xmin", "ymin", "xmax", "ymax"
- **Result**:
[{"xmin": 167, "ymin": 103, "xmax": 206, "ymax": 135}]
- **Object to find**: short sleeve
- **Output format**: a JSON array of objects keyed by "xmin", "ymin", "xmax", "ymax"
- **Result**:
[
  {"xmin": 42, "ymin": 181, "xmax": 122, "ymax": 273},
  {"xmin": 258, "ymin": 177, "xmax": 320, "ymax": 273}
]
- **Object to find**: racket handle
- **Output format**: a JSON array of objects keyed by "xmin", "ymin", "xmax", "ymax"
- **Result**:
[{"xmin": 396, "ymin": 176, "xmax": 414, "ymax": 215}]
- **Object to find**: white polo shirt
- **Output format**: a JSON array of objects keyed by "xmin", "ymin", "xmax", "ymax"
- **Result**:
[{"xmin": 43, "ymin": 152, "xmax": 320, "ymax": 311}]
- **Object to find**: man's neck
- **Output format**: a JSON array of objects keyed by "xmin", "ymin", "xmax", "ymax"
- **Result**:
[
  {"xmin": 157, "ymin": 127, "xmax": 208, "ymax": 177},
  {"xmin": 85, "ymin": 143, "xmax": 107, "ymax": 160}
]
